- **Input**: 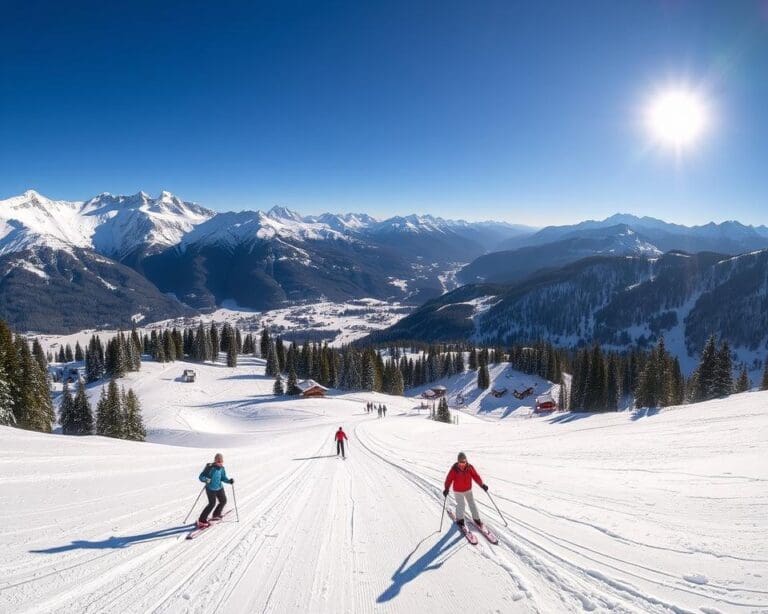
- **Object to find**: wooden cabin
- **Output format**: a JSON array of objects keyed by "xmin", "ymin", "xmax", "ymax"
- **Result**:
[{"xmin": 297, "ymin": 379, "xmax": 328, "ymax": 398}]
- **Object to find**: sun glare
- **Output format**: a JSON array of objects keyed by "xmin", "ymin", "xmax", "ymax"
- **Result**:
[{"xmin": 645, "ymin": 88, "xmax": 709, "ymax": 150}]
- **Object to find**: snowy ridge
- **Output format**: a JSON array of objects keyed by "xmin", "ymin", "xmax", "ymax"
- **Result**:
[
  {"xmin": 0, "ymin": 190, "xmax": 528, "ymax": 257},
  {"xmin": 0, "ymin": 189, "xmax": 214, "ymax": 259}
]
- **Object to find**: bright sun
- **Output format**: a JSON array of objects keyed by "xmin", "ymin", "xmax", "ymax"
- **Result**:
[{"xmin": 645, "ymin": 88, "xmax": 709, "ymax": 150}]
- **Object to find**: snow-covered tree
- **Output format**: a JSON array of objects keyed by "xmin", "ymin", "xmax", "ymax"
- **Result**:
[{"xmin": 122, "ymin": 388, "xmax": 146, "ymax": 441}]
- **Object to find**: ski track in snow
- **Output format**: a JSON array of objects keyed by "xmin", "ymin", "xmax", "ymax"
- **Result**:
[{"xmin": 1, "ymin": 356, "xmax": 767, "ymax": 613}]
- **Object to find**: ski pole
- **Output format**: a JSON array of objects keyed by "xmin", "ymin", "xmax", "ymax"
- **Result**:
[
  {"xmin": 485, "ymin": 490, "xmax": 508, "ymax": 527},
  {"xmin": 183, "ymin": 486, "xmax": 206, "ymax": 524},
  {"xmin": 439, "ymin": 493, "xmax": 448, "ymax": 532},
  {"xmin": 232, "ymin": 483, "xmax": 240, "ymax": 523}
]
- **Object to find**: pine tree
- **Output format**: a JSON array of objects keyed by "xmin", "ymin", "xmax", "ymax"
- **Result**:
[
  {"xmin": 74, "ymin": 341, "xmax": 84, "ymax": 362},
  {"xmin": 32, "ymin": 339, "xmax": 48, "ymax": 372},
  {"xmin": 65, "ymin": 344, "xmax": 74, "ymax": 362},
  {"xmin": 0, "ymin": 322, "xmax": 15, "ymax": 426},
  {"xmin": 694, "ymin": 335, "xmax": 718, "ymax": 402},
  {"xmin": 762, "ymin": 360, "xmax": 768, "ymax": 391},
  {"xmin": 122, "ymin": 388, "xmax": 146, "ymax": 441},
  {"xmin": 436, "ymin": 397, "xmax": 452, "ymax": 423},
  {"xmin": 259, "ymin": 329, "xmax": 271, "ymax": 358},
  {"xmin": 735, "ymin": 366, "xmax": 750, "ymax": 393},
  {"xmin": 59, "ymin": 381, "xmax": 77, "ymax": 434},
  {"xmin": 287, "ymin": 368, "xmax": 300, "ymax": 395},
  {"xmin": 13, "ymin": 338, "xmax": 54, "ymax": 433},
  {"xmin": 712, "ymin": 340, "xmax": 733, "ymax": 398},
  {"xmin": 210, "ymin": 324, "xmax": 219, "ymax": 362},
  {"xmin": 273, "ymin": 373, "xmax": 284, "ymax": 395},
  {"xmin": 477, "ymin": 363, "xmax": 490, "ymax": 390},
  {"xmin": 96, "ymin": 380, "xmax": 123, "ymax": 438},
  {"xmin": 72, "ymin": 379, "xmax": 93, "ymax": 435},
  {"xmin": 265, "ymin": 342, "xmax": 279, "ymax": 377},
  {"xmin": 226, "ymin": 333, "xmax": 238, "ymax": 367}
]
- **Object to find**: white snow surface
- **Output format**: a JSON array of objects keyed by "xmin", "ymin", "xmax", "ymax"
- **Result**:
[{"xmin": 1, "ymin": 357, "xmax": 766, "ymax": 613}]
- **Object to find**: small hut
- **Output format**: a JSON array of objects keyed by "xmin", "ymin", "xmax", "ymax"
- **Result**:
[
  {"xmin": 297, "ymin": 379, "xmax": 328, "ymax": 398},
  {"xmin": 430, "ymin": 385, "xmax": 447, "ymax": 398},
  {"xmin": 182, "ymin": 369, "xmax": 196, "ymax": 383}
]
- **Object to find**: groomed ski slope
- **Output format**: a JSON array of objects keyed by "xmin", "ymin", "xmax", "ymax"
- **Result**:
[{"xmin": 1, "ymin": 356, "xmax": 767, "ymax": 614}]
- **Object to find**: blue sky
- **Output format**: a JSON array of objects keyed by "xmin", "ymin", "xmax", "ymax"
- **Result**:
[{"xmin": 1, "ymin": 1, "xmax": 767, "ymax": 225}]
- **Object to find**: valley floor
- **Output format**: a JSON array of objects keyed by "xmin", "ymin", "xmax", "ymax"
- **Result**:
[{"xmin": 1, "ymin": 357, "xmax": 766, "ymax": 613}]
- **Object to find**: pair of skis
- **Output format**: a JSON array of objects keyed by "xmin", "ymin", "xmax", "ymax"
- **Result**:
[
  {"xmin": 186, "ymin": 509, "xmax": 233, "ymax": 540},
  {"xmin": 446, "ymin": 509, "xmax": 498, "ymax": 545}
]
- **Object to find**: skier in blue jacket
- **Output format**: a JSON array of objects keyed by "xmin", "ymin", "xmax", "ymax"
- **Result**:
[{"xmin": 197, "ymin": 453, "xmax": 234, "ymax": 528}]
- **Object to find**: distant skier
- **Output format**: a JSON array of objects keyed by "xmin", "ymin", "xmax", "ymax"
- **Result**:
[
  {"xmin": 335, "ymin": 426, "xmax": 348, "ymax": 458},
  {"xmin": 377, "ymin": 406, "xmax": 382, "ymax": 418},
  {"xmin": 383, "ymin": 405, "xmax": 387, "ymax": 417},
  {"xmin": 197, "ymin": 453, "xmax": 235, "ymax": 529},
  {"xmin": 443, "ymin": 452, "xmax": 488, "ymax": 527}
]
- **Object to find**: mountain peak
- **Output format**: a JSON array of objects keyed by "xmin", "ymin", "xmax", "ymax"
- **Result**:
[{"xmin": 267, "ymin": 205, "xmax": 304, "ymax": 222}]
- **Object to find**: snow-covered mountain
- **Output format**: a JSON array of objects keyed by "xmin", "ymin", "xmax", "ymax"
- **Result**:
[
  {"xmin": 0, "ymin": 189, "xmax": 214, "ymax": 260},
  {"xmin": 372, "ymin": 249, "xmax": 768, "ymax": 370},
  {"xmin": 502, "ymin": 212, "xmax": 768, "ymax": 254}
]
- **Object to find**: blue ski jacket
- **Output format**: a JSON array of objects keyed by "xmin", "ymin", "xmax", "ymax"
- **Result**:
[{"xmin": 199, "ymin": 464, "xmax": 232, "ymax": 491}]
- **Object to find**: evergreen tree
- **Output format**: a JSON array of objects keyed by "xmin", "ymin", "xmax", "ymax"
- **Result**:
[
  {"xmin": 735, "ymin": 366, "xmax": 750, "ymax": 393},
  {"xmin": 435, "ymin": 397, "xmax": 452, "ymax": 423},
  {"xmin": 72, "ymin": 379, "xmax": 93, "ymax": 435},
  {"xmin": 226, "ymin": 331, "xmax": 238, "ymax": 367},
  {"xmin": 265, "ymin": 342, "xmax": 279, "ymax": 377},
  {"xmin": 32, "ymin": 339, "xmax": 48, "ymax": 372},
  {"xmin": 276, "ymin": 337, "xmax": 286, "ymax": 372},
  {"xmin": 694, "ymin": 335, "xmax": 718, "ymax": 402},
  {"xmin": 122, "ymin": 388, "xmax": 146, "ymax": 441},
  {"xmin": 96, "ymin": 380, "xmax": 123, "ymax": 438},
  {"xmin": 259, "ymin": 329, "xmax": 271, "ymax": 358},
  {"xmin": 59, "ymin": 381, "xmax": 76, "ymax": 434},
  {"xmin": 65, "ymin": 344, "xmax": 74, "ymax": 362},
  {"xmin": 273, "ymin": 373, "xmax": 284, "ymax": 395},
  {"xmin": 0, "ymin": 321, "xmax": 15, "ymax": 426},
  {"xmin": 712, "ymin": 340, "xmax": 733, "ymax": 398},
  {"xmin": 762, "ymin": 360, "xmax": 768, "ymax": 391},
  {"xmin": 477, "ymin": 363, "xmax": 490, "ymax": 390},
  {"xmin": 209, "ymin": 324, "xmax": 219, "ymax": 362},
  {"xmin": 58, "ymin": 346, "xmax": 66, "ymax": 362},
  {"xmin": 666, "ymin": 357, "xmax": 685, "ymax": 406},
  {"xmin": 13, "ymin": 338, "xmax": 54, "ymax": 432},
  {"xmin": 287, "ymin": 368, "xmax": 300, "ymax": 395}
]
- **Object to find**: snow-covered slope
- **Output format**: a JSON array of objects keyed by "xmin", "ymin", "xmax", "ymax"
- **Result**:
[{"xmin": 1, "ymin": 355, "xmax": 766, "ymax": 613}]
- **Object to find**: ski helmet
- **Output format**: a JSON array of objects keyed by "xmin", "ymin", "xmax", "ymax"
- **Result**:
[{"xmin": 457, "ymin": 452, "xmax": 467, "ymax": 462}]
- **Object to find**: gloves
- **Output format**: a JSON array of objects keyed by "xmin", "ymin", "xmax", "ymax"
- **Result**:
[
  {"xmin": 443, "ymin": 489, "xmax": 449, "ymax": 497},
  {"xmin": 481, "ymin": 484, "xmax": 489, "ymax": 492},
  {"xmin": 205, "ymin": 478, "xmax": 211, "ymax": 484},
  {"xmin": 229, "ymin": 479, "xmax": 235, "ymax": 484}
]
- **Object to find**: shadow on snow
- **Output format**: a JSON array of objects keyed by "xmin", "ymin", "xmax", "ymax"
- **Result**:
[
  {"xmin": 29, "ymin": 525, "xmax": 193, "ymax": 553},
  {"xmin": 377, "ymin": 529, "xmax": 465, "ymax": 603}
]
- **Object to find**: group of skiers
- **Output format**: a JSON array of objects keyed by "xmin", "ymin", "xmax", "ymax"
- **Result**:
[
  {"xmin": 195, "ymin": 444, "xmax": 489, "ymax": 531},
  {"xmin": 365, "ymin": 401, "xmax": 387, "ymax": 417}
]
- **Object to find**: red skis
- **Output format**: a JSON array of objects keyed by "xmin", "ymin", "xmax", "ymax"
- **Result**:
[
  {"xmin": 186, "ymin": 509, "xmax": 233, "ymax": 540},
  {"xmin": 470, "ymin": 519, "xmax": 499, "ymax": 544},
  {"xmin": 446, "ymin": 510, "xmax": 478, "ymax": 545}
]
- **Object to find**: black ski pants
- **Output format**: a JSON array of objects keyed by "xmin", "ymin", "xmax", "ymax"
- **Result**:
[
  {"xmin": 336, "ymin": 440, "xmax": 346, "ymax": 457},
  {"xmin": 200, "ymin": 488, "xmax": 227, "ymax": 522}
]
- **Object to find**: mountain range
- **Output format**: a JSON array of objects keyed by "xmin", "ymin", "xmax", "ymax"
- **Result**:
[
  {"xmin": 0, "ymin": 190, "xmax": 527, "ymax": 331},
  {"xmin": 2, "ymin": 189, "xmax": 768, "ymax": 343}
]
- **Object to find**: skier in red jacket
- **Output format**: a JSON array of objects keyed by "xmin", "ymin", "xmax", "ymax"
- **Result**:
[
  {"xmin": 443, "ymin": 452, "xmax": 488, "ymax": 527},
  {"xmin": 335, "ymin": 426, "xmax": 348, "ymax": 458}
]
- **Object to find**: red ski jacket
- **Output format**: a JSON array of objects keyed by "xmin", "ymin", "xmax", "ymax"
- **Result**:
[
  {"xmin": 335, "ymin": 430, "xmax": 348, "ymax": 442},
  {"xmin": 444, "ymin": 463, "xmax": 484, "ymax": 493}
]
